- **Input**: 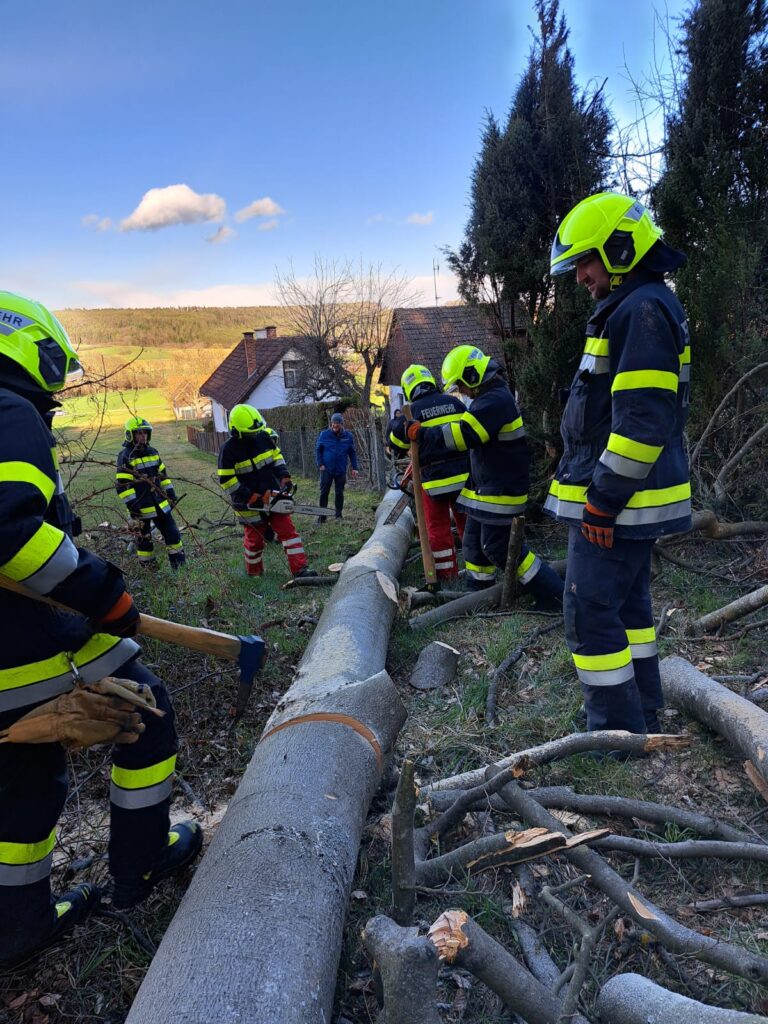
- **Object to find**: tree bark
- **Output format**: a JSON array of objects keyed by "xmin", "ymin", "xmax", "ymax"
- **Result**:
[
  {"xmin": 125, "ymin": 489, "xmax": 413, "ymax": 1024},
  {"xmin": 428, "ymin": 911, "xmax": 590, "ymax": 1024},
  {"xmin": 596, "ymin": 973, "xmax": 768, "ymax": 1023},
  {"xmin": 410, "ymin": 583, "xmax": 502, "ymax": 631},
  {"xmin": 494, "ymin": 777, "xmax": 768, "ymax": 984},
  {"xmin": 408, "ymin": 641, "xmax": 460, "ymax": 690},
  {"xmin": 660, "ymin": 656, "xmax": 768, "ymax": 787},
  {"xmin": 692, "ymin": 584, "xmax": 768, "ymax": 633},
  {"xmin": 361, "ymin": 916, "xmax": 442, "ymax": 1024}
]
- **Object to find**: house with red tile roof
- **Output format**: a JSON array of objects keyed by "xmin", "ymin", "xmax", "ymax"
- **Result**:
[
  {"xmin": 200, "ymin": 327, "xmax": 316, "ymax": 431},
  {"xmin": 379, "ymin": 306, "xmax": 508, "ymax": 413}
]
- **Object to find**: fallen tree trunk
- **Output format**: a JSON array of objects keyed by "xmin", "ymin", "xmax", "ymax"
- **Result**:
[
  {"xmin": 658, "ymin": 508, "xmax": 768, "ymax": 544},
  {"xmin": 410, "ymin": 583, "xmax": 502, "ymax": 631},
  {"xmin": 126, "ymin": 490, "xmax": 413, "ymax": 1024},
  {"xmin": 692, "ymin": 584, "xmax": 768, "ymax": 633},
  {"xmin": 660, "ymin": 656, "xmax": 768, "ymax": 787},
  {"xmin": 596, "ymin": 973, "xmax": 768, "ymax": 1023}
]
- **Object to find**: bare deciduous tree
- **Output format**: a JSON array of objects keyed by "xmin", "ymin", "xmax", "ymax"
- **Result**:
[{"xmin": 274, "ymin": 255, "xmax": 416, "ymax": 409}]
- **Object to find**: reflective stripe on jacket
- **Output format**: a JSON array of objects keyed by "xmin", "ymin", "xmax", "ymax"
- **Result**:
[
  {"xmin": 218, "ymin": 431, "xmax": 289, "ymax": 520},
  {"xmin": 0, "ymin": 387, "xmax": 138, "ymax": 714},
  {"xmin": 416, "ymin": 375, "xmax": 529, "ymax": 524},
  {"xmin": 544, "ymin": 272, "xmax": 692, "ymax": 539},
  {"xmin": 390, "ymin": 390, "xmax": 469, "ymax": 498},
  {"xmin": 115, "ymin": 443, "xmax": 173, "ymax": 518}
]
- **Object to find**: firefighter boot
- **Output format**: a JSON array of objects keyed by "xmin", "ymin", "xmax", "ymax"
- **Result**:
[
  {"xmin": 1, "ymin": 884, "xmax": 102, "ymax": 968},
  {"xmin": 111, "ymin": 821, "xmax": 203, "ymax": 910},
  {"xmin": 293, "ymin": 567, "xmax": 319, "ymax": 579},
  {"xmin": 524, "ymin": 560, "xmax": 564, "ymax": 611}
]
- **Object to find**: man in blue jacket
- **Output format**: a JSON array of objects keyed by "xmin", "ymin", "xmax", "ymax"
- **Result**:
[
  {"xmin": 316, "ymin": 412, "xmax": 359, "ymax": 522},
  {"xmin": 547, "ymin": 193, "xmax": 691, "ymax": 736}
]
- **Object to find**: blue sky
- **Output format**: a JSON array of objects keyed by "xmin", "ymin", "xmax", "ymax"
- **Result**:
[{"xmin": 0, "ymin": 0, "xmax": 689, "ymax": 310}]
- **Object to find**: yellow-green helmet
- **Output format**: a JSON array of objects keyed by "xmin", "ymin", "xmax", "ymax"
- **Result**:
[
  {"xmin": 229, "ymin": 403, "xmax": 266, "ymax": 437},
  {"xmin": 401, "ymin": 364, "xmax": 436, "ymax": 403},
  {"xmin": 0, "ymin": 291, "xmax": 83, "ymax": 392},
  {"xmin": 124, "ymin": 416, "xmax": 152, "ymax": 443},
  {"xmin": 441, "ymin": 345, "xmax": 491, "ymax": 391},
  {"xmin": 550, "ymin": 193, "xmax": 663, "ymax": 276}
]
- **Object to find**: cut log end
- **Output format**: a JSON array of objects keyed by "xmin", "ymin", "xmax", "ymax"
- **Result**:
[{"xmin": 427, "ymin": 910, "xmax": 469, "ymax": 962}]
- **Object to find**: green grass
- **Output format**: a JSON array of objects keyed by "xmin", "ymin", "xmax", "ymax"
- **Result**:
[{"xmin": 57, "ymin": 387, "xmax": 174, "ymax": 426}]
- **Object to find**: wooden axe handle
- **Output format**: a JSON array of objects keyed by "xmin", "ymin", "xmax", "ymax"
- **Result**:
[
  {"xmin": 402, "ymin": 405, "xmax": 438, "ymax": 587},
  {"xmin": 0, "ymin": 574, "xmax": 241, "ymax": 662}
]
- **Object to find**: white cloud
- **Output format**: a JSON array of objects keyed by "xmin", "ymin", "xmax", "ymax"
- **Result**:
[
  {"xmin": 366, "ymin": 213, "xmax": 391, "ymax": 225},
  {"xmin": 409, "ymin": 271, "xmax": 461, "ymax": 306},
  {"xmin": 82, "ymin": 213, "xmax": 112, "ymax": 231},
  {"xmin": 406, "ymin": 211, "xmax": 434, "ymax": 226},
  {"xmin": 67, "ymin": 278, "xmax": 278, "ymax": 308},
  {"xmin": 234, "ymin": 197, "xmax": 286, "ymax": 223},
  {"xmin": 120, "ymin": 184, "xmax": 226, "ymax": 232},
  {"xmin": 258, "ymin": 218, "xmax": 280, "ymax": 232},
  {"xmin": 207, "ymin": 225, "xmax": 235, "ymax": 244}
]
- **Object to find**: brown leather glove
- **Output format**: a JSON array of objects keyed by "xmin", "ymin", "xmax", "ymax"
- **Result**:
[{"xmin": 0, "ymin": 677, "xmax": 163, "ymax": 750}]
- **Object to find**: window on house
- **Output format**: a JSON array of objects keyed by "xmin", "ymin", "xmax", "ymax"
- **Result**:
[{"xmin": 283, "ymin": 360, "xmax": 301, "ymax": 388}]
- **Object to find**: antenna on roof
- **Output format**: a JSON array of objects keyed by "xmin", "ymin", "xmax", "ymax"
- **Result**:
[{"xmin": 432, "ymin": 259, "xmax": 440, "ymax": 307}]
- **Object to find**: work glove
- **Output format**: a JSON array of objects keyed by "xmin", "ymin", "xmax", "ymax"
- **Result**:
[
  {"xmin": 406, "ymin": 421, "xmax": 421, "ymax": 441},
  {"xmin": 247, "ymin": 490, "xmax": 273, "ymax": 508},
  {"xmin": 93, "ymin": 591, "xmax": 141, "ymax": 638},
  {"xmin": 166, "ymin": 488, "xmax": 177, "ymax": 505},
  {"xmin": 581, "ymin": 502, "xmax": 616, "ymax": 550},
  {"xmin": 278, "ymin": 476, "xmax": 294, "ymax": 494},
  {"xmin": 0, "ymin": 677, "xmax": 163, "ymax": 750}
]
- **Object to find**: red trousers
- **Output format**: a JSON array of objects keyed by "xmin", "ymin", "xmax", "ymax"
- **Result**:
[
  {"xmin": 421, "ymin": 490, "xmax": 466, "ymax": 581},
  {"xmin": 243, "ymin": 514, "xmax": 307, "ymax": 576}
]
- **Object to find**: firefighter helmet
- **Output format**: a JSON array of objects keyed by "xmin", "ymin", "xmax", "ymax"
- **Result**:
[
  {"xmin": 229, "ymin": 404, "xmax": 266, "ymax": 437},
  {"xmin": 0, "ymin": 291, "xmax": 83, "ymax": 392},
  {"xmin": 550, "ymin": 193, "xmax": 663, "ymax": 277},
  {"xmin": 124, "ymin": 416, "xmax": 153, "ymax": 443},
  {"xmin": 401, "ymin": 364, "xmax": 437, "ymax": 403},
  {"xmin": 441, "ymin": 345, "xmax": 491, "ymax": 391}
]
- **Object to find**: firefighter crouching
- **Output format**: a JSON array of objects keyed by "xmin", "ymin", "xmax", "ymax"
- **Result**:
[
  {"xmin": 0, "ymin": 291, "xmax": 202, "ymax": 966},
  {"xmin": 116, "ymin": 417, "xmax": 185, "ymax": 569},
  {"xmin": 390, "ymin": 364, "xmax": 469, "ymax": 582},
  {"xmin": 546, "ymin": 192, "xmax": 691, "ymax": 736},
  {"xmin": 218, "ymin": 404, "xmax": 317, "ymax": 579},
  {"xmin": 405, "ymin": 345, "xmax": 563, "ymax": 609}
]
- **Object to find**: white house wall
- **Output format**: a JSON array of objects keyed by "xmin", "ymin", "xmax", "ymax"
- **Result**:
[
  {"xmin": 211, "ymin": 400, "xmax": 228, "ymax": 433},
  {"xmin": 246, "ymin": 348, "xmax": 314, "ymax": 412}
]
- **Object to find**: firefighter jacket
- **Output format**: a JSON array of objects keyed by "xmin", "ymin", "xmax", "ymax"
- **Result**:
[
  {"xmin": 389, "ymin": 390, "xmax": 470, "ymax": 498},
  {"xmin": 0, "ymin": 384, "xmax": 139, "ymax": 715},
  {"xmin": 115, "ymin": 442, "xmax": 175, "ymax": 519},
  {"xmin": 544, "ymin": 270, "xmax": 692, "ymax": 539},
  {"xmin": 315, "ymin": 428, "xmax": 359, "ymax": 476},
  {"xmin": 415, "ymin": 372, "xmax": 529, "ymax": 524},
  {"xmin": 217, "ymin": 429, "xmax": 290, "ymax": 521}
]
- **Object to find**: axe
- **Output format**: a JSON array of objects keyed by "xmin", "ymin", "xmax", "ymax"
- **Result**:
[{"xmin": 0, "ymin": 575, "xmax": 266, "ymax": 721}]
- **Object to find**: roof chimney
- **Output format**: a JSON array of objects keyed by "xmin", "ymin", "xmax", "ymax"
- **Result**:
[
  {"xmin": 242, "ymin": 331, "xmax": 257, "ymax": 377},
  {"xmin": 265, "ymin": 325, "xmax": 277, "ymax": 339}
]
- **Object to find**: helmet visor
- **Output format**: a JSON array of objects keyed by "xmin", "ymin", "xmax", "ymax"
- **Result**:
[
  {"xmin": 550, "ymin": 233, "xmax": 599, "ymax": 276},
  {"xmin": 36, "ymin": 337, "xmax": 83, "ymax": 389}
]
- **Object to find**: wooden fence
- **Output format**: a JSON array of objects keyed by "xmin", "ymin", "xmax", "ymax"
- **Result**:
[{"xmin": 186, "ymin": 419, "xmax": 390, "ymax": 490}]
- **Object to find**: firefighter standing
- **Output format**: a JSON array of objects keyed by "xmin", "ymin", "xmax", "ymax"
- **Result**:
[
  {"xmin": 405, "ymin": 346, "xmax": 563, "ymax": 607},
  {"xmin": 116, "ymin": 417, "xmax": 185, "ymax": 569},
  {"xmin": 218, "ymin": 404, "xmax": 317, "ymax": 578},
  {"xmin": 389, "ymin": 364, "xmax": 469, "ymax": 582},
  {"xmin": 0, "ymin": 292, "xmax": 201, "ymax": 965},
  {"xmin": 546, "ymin": 193, "xmax": 691, "ymax": 734}
]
